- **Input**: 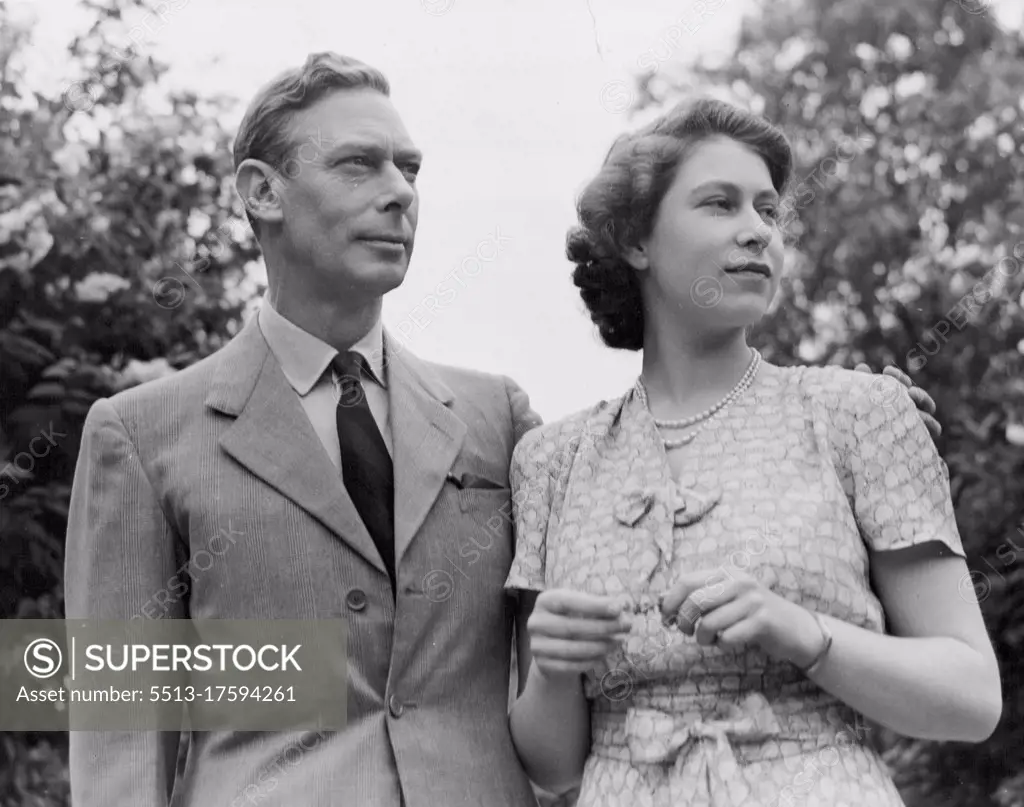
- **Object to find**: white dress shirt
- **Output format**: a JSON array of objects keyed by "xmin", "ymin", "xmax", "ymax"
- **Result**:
[{"xmin": 257, "ymin": 298, "xmax": 393, "ymax": 470}]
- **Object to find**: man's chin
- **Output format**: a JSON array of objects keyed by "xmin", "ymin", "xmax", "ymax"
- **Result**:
[{"xmin": 353, "ymin": 262, "xmax": 410, "ymax": 296}]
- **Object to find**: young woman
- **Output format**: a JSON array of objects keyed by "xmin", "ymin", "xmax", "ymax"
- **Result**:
[{"xmin": 504, "ymin": 98, "xmax": 1001, "ymax": 806}]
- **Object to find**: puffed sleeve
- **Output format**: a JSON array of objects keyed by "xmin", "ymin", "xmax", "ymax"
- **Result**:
[
  {"xmin": 838, "ymin": 372, "xmax": 965, "ymax": 558},
  {"xmin": 503, "ymin": 427, "xmax": 557, "ymax": 593}
]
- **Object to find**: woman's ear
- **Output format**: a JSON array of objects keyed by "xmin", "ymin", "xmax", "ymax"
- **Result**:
[{"xmin": 623, "ymin": 243, "xmax": 650, "ymax": 272}]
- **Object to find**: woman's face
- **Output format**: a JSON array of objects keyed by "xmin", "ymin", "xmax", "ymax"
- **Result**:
[{"xmin": 628, "ymin": 135, "xmax": 785, "ymax": 335}]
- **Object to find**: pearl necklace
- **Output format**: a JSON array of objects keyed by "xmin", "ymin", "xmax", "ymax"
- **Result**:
[{"xmin": 635, "ymin": 349, "xmax": 762, "ymax": 450}]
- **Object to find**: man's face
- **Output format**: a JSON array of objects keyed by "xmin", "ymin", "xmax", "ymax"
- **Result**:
[{"xmin": 273, "ymin": 88, "xmax": 421, "ymax": 300}]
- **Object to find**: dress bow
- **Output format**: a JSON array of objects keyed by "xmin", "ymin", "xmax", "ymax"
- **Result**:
[{"xmin": 624, "ymin": 693, "xmax": 782, "ymax": 805}]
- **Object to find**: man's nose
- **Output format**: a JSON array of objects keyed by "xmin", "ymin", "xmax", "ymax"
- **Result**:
[{"xmin": 378, "ymin": 163, "xmax": 416, "ymax": 211}]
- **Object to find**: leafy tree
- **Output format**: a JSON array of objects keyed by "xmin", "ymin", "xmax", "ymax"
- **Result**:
[
  {"xmin": 0, "ymin": 0, "xmax": 262, "ymax": 801},
  {"xmin": 630, "ymin": 0, "xmax": 1024, "ymax": 803}
]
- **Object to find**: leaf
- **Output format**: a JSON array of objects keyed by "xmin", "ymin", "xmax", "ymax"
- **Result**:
[
  {"xmin": 0, "ymin": 331, "xmax": 56, "ymax": 369},
  {"xmin": 26, "ymin": 382, "xmax": 65, "ymax": 401},
  {"xmin": 16, "ymin": 311, "xmax": 63, "ymax": 347}
]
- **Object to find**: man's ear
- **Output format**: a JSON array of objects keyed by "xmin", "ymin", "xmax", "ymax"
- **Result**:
[{"xmin": 235, "ymin": 159, "xmax": 283, "ymax": 228}]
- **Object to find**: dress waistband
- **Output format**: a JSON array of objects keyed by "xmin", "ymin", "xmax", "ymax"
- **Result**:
[{"xmin": 590, "ymin": 692, "xmax": 866, "ymax": 767}]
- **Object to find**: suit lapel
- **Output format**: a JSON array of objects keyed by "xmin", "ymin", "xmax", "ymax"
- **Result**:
[
  {"xmin": 387, "ymin": 341, "xmax": 467, "ymax": 567},
  {"xmin": 206, "ymin": 317, "xmax": 387, "ymax": 575}
]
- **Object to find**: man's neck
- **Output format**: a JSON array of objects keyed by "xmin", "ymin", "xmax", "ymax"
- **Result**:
[{"xmin": 266, "ymin": 287, "xmax": 382, "ymax": 354}]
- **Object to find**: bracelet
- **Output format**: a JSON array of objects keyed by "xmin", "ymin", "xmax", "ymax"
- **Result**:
[{"xmin": 798, "ymin": 612, "xmax": 833, "ymax": 676}]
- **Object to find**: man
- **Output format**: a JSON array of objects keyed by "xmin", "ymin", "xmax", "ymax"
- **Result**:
[
  {"xmin": 64, "ymin": 52, "xmax": 939, "ymax": 807},
  {"xmin": 65, "ymin": 52, "xmax": 540, "ymax": 807}
]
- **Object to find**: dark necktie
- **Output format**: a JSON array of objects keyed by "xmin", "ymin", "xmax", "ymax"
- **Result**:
[{"xmin": 332, "ymin": 351, "xmax": 395, "ymax": 590}]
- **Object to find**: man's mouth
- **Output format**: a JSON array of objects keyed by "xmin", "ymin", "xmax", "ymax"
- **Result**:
[{"xmin": 359, "ymin": 235, "xmax": 407, "ymax": 246}]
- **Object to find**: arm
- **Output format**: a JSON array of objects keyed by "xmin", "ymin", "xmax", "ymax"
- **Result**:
[
  {"xmin": 510, "ymin": 591, "xmax": 592, "ymax": 794},
  {"xmin": 502, "ymin": 425, "xmax": 625, "ymax": 793},
  {"xmin": 662, "ymin": 380, "xmax": 1001, "ymax": 743},
  {"xmin": 65, "ymin": 399, "xmax": 184, "ymax": 806},
  {"xmin": 804, "ymin": 543, "xmax": 1001, "ymax": 741},
  {"xmin": 811, "ymin": 378, "xmax": 1001, "ymax": 740}
]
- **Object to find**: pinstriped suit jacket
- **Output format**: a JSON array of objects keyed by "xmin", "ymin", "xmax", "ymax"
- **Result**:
[{"xmin": 64, "ymin": 313, "xmax": 542, "ymax": 807}]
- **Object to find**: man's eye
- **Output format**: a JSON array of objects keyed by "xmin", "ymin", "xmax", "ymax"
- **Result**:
[
  {"xmin": 707, "ymin": 198, "xmax": 731, "ymax": 209},
  {"xmin": 401, "ymin": 164, "xmax": 421, "ymax": 180},
  {"xmin": 341, "ymin": 156, "xmax": 371, "ymax": 168}
]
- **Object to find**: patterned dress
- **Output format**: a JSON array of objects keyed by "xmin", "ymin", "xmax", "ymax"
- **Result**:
[{"xmin": 504, "ymin": 363, "xmax": 964, "ymax": 807}]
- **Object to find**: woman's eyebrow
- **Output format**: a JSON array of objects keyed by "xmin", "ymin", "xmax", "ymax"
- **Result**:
[{"xmin": 688, "ymin": 181, "xmax": 778, "ymax": 202}]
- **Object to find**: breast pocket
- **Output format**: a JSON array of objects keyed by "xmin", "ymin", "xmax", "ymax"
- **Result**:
[{"xmin": 450, "ymin": 487, "xmax": 514, "ymax": 581}]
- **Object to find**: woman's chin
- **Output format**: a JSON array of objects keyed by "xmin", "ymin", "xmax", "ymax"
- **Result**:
[{"xmin": 709, "ymin": 298, "xmax": 770, "ymax": 329}]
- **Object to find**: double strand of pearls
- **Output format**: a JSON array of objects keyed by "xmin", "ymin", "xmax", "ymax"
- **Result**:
[{"xmin": 635, "ymin": 349, "xmax": 762, "ymax": 449}]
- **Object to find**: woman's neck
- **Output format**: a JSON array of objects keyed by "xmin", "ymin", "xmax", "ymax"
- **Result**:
[{"xmin": 639, "ymin": 327, "xmax": 755, "ymax": 421}]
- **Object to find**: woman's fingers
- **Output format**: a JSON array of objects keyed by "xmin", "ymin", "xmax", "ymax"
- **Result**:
[
  {"xmin": 536, "ymin": 589, "xmax": 626, "ymax": 619},
  {"xmin": 529, "ymin": 612, "xmax": 632, "ymax": 640},
  {"xmin": 527, "ymin": 588, "xmax": 632, "ymax": 675},
  {"xmin": 673, "ymin": 584, "xmax": 740, "ymax": 635},
  {"xmin": 715, "ymin": 617, "xmax": 764, "ymax": 650},
  {"xmin": 529, "ymin": 636, "xmax": 624, "ymax": 661},
  {"xmin": 530, "ymin": 588, "xmax": 632, "ymax": 644},
  {"xmin": 534, "ymin": 659, "xmax": 595, "ymax": 677},
  {"xmin": 693, "ymin": 597, "xmax": 755, "ymax": 646},
  {"xmin": 659, "ymin": 570, "xmax": 727, "ymax": 617}
]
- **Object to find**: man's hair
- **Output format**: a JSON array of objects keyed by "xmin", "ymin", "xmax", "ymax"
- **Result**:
[{"xmin": 232, "ymin": 52, "xmax": 390, "ymax": 233}]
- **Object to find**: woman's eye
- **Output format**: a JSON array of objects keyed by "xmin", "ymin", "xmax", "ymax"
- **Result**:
[{"xmin": 760, "ymin": 207, "xmax": 779, "ymax": 221}]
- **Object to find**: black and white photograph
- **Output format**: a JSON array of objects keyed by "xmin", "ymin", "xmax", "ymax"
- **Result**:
[{"xmin": 0, "ymin": 0, "xmax": 1022, "ymax": 804}]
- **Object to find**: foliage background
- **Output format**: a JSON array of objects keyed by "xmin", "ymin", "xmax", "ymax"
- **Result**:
[{"xmin": 0, "ymin": 0, "xmax": 1021, "ymax": 804}]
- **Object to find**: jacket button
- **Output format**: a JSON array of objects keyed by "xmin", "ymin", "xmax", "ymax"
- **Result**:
[
  {"xmin": 388, "ymin": 694, "xmax": 405, "ymax": 718},
  {"xmin": 345, "ymin": 589, "xmax": 367, "ymax": 612}
]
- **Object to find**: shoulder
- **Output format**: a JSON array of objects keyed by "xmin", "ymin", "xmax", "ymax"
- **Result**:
[
  {"xmin": 511, "ymin": 400, "xmax": 610, "ymax": 471},
  {"xmin": 415, "ymin": 354, "xmax": 504, "ymax": 390},
  {"xmin": 776, "ymin": 363, "xmax": 874, "ymax": 397},
  {"xmin": 403, "ymin": 352, "xmax": 513, "ymax": 406},
  {"xmin": 106, "ymin": 352, "xmax": 218, "ymax": 410},
  {"xmin": 780, "ymin": 363, "xmax": 910, "ymax": 418},
  {"xmin": 95, "ymin": 350, "xmax": 227, "ymax": 447},
  {"xmin": 774, "ymin": 364, "xmax": 927, "ymax": 461}
]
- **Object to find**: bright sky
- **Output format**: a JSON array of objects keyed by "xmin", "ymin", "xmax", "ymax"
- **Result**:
[{"xmin": 17, "ymin": 0, "xmax": 1024, "ymax": 420}]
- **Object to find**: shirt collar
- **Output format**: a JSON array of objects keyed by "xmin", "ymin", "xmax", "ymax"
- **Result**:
[{"xmin": 257, "ymin": 296, "xmax": 387, "ymax": 397}]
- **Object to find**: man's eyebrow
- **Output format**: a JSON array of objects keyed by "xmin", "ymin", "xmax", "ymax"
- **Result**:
[{"xmin": 322, "ymin": 141, "xmax": 423, "ymax": 162}]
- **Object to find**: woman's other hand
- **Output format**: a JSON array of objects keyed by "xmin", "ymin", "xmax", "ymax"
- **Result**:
[
  {"xmin": 527, "ymin": 589, "xmax": 633, "ymax": 683},
  {"xmin": 659, "ymin": 569, "xmax": 825, "ymax": 668}
]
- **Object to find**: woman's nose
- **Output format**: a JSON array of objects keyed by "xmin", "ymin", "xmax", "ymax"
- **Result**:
[{"xmin": 737, "ymin": 212, "xmax": 772, "ymax": 251}]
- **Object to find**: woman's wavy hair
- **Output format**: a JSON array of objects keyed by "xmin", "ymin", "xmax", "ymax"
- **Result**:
[{"xmin": 567, "ymin": 97, "xmax": 793, "ymax": 350}]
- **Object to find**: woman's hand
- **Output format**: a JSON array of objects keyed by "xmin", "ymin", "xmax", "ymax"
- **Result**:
[
  {"xmin": 659, "ymin": 569, "xmax": 825, "ymax": 667},
  {"xmin": 527, "ymin": 589, "xmax": 633, "ymax": 683}
]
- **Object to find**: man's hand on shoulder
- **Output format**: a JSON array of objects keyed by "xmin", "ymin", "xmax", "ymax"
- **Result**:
[{"xmin": 854, "ymin": 363, "xmax": 941, "ymax": 439}]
